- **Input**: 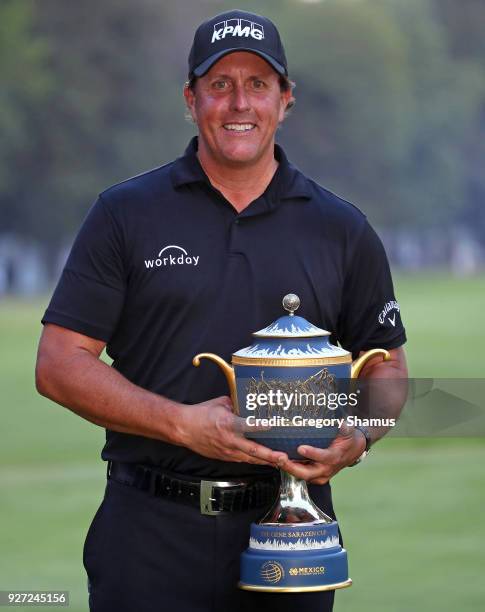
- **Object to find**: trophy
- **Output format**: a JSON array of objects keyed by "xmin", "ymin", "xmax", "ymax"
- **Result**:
[{"xmin": 193, "ymin": 294, "xmax": 390, "ymax": 592}]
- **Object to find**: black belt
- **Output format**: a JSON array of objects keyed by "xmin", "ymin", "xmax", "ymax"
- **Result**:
[{"xmin": 107, "ymin": 461, "xmax": 279, "ymax": 516}]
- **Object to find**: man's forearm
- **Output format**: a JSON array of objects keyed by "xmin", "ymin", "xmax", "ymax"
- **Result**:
[
  {"xmin": 358, "ymin": 347, "xmax": 408, "ymax": 446},
  {"xmin": 36, "ymin": 348, "xmax": 184, "ymax": 445}
]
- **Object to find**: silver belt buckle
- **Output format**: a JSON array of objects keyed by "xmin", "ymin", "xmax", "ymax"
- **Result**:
[{"xmin": 200, "ymin": 480, "xmax": 246, "ymax": 515}]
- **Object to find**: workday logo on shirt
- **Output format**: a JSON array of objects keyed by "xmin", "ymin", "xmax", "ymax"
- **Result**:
[{"xmin": 144, "ymin": 245, "xmax": 200, "ymax": 269}]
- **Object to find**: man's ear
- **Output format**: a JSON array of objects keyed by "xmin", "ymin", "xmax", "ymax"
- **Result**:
[
  {"xmin": 183, "ymin": 83, "xmax": 197, "ymax": 123},
  {"xmin": 278, "ymin": 88, "xmax": 293, "ymax": 123}
]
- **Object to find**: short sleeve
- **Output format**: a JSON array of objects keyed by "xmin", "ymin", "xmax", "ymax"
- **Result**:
[
  {"xmin": 42, "ymin": 194, "xmax": 126, "ymax": 341},
  {"xmin": 336, "ymin": 220, "xmax": 406, "ymax": 357}
]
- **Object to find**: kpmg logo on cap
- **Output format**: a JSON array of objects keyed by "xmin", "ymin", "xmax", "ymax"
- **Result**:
[{"xmin": 211, "ymin": 18, "xmax": 264, "ymax": 44}]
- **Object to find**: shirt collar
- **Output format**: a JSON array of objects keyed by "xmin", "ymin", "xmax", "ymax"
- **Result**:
[{"xmin": 170, "ymin": 136, "xmax": 311, "ymax": 201}]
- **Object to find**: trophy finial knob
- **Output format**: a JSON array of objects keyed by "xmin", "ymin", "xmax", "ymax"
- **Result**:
[{"xmin": 282, "ymin": 294, "xmax": 300, "ymax": 316}]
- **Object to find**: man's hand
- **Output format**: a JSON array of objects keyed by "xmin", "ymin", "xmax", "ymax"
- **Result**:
[
  {"xmin": 278, "ymin": 423, "xmax": 366, "ymax": 485},
  {"xmin": 176, "ymin": 396, "xmax": 288, "ymax": 467},
  {"xmin": 36, "ymin": 326, "xmax": 288, "ymax": 468},
  {"xmin": 276, "ymin": 346, "xmax": 407, "ymax": 484}
]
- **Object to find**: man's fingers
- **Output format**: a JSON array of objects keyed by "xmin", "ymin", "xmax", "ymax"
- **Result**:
[
  {"xmin": 238, "ymin": 454, "xmax": 277, "ymax": 466},
  {"xmin": 297, "ymin": 445, "xmax": 334, "ymax": 463},
  {"xmin": 309, "ymin": 477, "xmax": 329, "ymax": 485},
  {"xmin": 219, "ymin": 448, "xmax": 274, "ymax": 466},
  {"xmin": 280, "ymin": 459, "xmax": 329, "ymax": 481},
  {"xmin": 226, "ymin": 446, "xmax": 283, "ymax": 466},
  {"xmin": 337, "ymin": 422, "xmax": 354, "ymax": 438},
  {"xmin": 217, "ymin": 395, "xmax": 234, "ymax": 412},
  {"xmin": 232, "ymin": 418, "xmax": 286, "ymax": 463},
  {"xmin": 233, "ymin": 415, "xmax": 272, "ymax": 434},
  {"xmin": 241, "ymin": 421, "xmax": 273, "ymax": 434},
  {"xmin": 237, "ymin": 438, "xmax": 288, "ymax": 466}
]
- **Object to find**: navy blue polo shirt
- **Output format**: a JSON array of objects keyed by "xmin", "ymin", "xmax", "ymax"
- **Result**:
[{"xmin": 42, "ymin": 136, "xmax": 406, "ymax": 478}]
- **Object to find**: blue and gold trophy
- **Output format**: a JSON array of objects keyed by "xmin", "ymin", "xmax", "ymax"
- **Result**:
[{"xmin": 194, "ymin": 294, "xmax": 389, "ymax": 592}]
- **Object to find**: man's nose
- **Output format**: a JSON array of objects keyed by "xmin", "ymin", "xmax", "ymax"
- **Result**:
[{"xmin": 231, "ymin": 85, "xmax": 251, "ymax": 112}]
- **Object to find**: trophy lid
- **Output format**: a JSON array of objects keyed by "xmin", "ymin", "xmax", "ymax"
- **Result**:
[
  {"xmin": 253, "ymin": 294, "xmax": 331, "ymax": 338},
  {"xmin": 233, "ymin": 294, "xmax": 349, "ymax": 361}
]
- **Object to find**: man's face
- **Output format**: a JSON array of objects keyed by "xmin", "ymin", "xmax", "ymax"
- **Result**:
[{"xmin": 184, "ymin": 52, "xmax": 291, "ymax": 167}]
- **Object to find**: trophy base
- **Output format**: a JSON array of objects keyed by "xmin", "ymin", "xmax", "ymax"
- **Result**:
[
  {"xmin": 238, "ymin": 578, "xmax": 352, "ymax": 593},
  {"xmin": 239, "ymin": 522, "xmax": 351, "ymax": 592},
  {"xmin": 238, "ymin": 472, "xmax": 352, "ymax": 593}
]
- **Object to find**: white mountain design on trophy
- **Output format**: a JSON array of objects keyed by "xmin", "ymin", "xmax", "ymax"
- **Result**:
[{"xmin": 249, "ymin": 535, "xmax": 340, "ymax": 551}]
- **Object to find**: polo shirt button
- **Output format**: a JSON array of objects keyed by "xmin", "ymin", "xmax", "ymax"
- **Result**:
[{"xmin": 235, "ymin": 219, "xmax": 240, "ymax": 225}]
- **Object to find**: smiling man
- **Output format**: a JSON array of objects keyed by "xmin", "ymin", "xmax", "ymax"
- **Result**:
[
  {"xmin": 36, "ymin": 9, "xmax": 407, "ymax": 612},
  {"xmin": 185, "ymin": 53, "xmax": 284, "ymax": 185},
  {"xmin": 184, "ymin": 45, "xmax": 293, "ymax": 212}
]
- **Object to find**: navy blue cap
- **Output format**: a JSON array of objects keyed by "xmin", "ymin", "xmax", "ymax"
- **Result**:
[{"xmin": 188, "ymin": 9, "xmax": 288, "ymax": 78}]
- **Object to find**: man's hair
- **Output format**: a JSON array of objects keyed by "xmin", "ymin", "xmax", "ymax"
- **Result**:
[{"xmin": 184, "ymin": 74, "xmax": 296, "ymax": 121}]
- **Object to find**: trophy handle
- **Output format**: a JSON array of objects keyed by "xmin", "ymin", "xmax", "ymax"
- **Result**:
[
  {"xmin": 192, "ymin": 353, "xmax": 238, "ymax": 414},
  {"xmin": 351, "ymin": 348, "xmax": 391, "ymax": 379}
]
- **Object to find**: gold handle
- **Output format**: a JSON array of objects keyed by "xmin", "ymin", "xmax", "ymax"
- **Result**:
[
  {"xmin": 192, "ymin": 353, "xmax": 238, "ymax": 414},
  {"xmin": 351, "ymin": 348, "xmax": 391, "ymax": 378}
]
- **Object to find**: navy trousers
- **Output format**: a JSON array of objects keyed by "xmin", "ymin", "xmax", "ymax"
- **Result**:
[{"xmin": 83, "ymin": 476, "xmax": 338, "ymax": 612}]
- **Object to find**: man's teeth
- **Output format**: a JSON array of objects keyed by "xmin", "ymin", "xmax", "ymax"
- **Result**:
[{"xmin": 223, "ymin": 124, "xmax": 255, "ymax": 131}]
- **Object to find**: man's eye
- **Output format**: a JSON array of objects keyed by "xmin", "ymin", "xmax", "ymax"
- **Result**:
[
  {"xmin": 253, "ymin": 80, "xmax": 266, "ymax": 89},
  {"xmin": 213, "ymin": 81, "xmax": 227, "ymax": 90}
]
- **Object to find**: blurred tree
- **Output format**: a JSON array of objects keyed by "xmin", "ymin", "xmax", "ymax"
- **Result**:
[
  {"xmin": 1, "ymin": 0, "xmax": 198, "ymax": 262},
  {"xmin": 0, "ymin": 0, "xmax": 53, "ymax": 231},
  {"xmin": 434, "ymin": 0, "xmax": 485, "ymax": 60},
  {"xmin": 278, "ymin": 0, "xmax": 414, "ymax": 226},
  {"xmin": 26, "ymin": 0, "xmax": 194, "ymax": 248},
  {"xmin": 382, "ymin": 0, "xmax": 483, "ymax": 228},
  {"xmin": 432, "ymin": 0, "xmax": 485, "ymax": 245},
  {"xmin": 275, "ymin": 0, "xmax": 482, "ymax": 228},
  {"xmin": 1, "ymin": 0, "xmax": 483, "ymax": 270}
]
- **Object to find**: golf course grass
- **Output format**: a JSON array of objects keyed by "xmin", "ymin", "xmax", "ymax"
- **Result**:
[{"xmin": 1, "ymin": 273, "xmax": 484, "ymax": 611}]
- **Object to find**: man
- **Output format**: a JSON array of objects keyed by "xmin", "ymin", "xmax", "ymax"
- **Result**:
[{"xmin": 36, "ymin": 9, "xmax": 407, "ymax": 612}]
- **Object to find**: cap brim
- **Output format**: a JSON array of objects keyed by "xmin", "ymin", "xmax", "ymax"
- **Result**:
[{"xmin": 192, "ymin": 48, "xmax": 286, "ymax": 77}]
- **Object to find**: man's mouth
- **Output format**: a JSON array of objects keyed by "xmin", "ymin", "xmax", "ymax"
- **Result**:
[{"xmin": 222, "ymin": 123, "xmax": 256, "ymax": 132}]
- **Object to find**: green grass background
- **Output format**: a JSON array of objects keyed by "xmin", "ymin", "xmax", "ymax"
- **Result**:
[{"xmin": 1, "ymin": 274, "xmax": 484, "ymax": 611}]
